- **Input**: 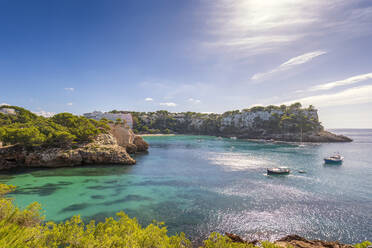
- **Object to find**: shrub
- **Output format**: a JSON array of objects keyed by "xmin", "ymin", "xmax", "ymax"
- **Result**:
[
  {"xmin": 0, "ymin": 107, "xmax": 109, "ymax": 147},
  {"xmin": 354, "ymin": 241, "xmax": 372, "ymax": 248}
]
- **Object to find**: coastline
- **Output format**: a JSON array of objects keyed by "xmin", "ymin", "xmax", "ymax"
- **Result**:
[{"xmin": 138, "ymin": 132, "xmax": 352, "ymax": 143}]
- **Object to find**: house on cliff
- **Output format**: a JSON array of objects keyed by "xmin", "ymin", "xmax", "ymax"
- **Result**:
[
  {"xmin": 83, "ymin": 111, "xmax": 133, "ymax": 128},
  {"xmin": 0, "ymin": 107, "xmax": 16, "ymax": 115}
]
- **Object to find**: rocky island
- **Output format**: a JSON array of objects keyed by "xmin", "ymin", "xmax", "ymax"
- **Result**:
[
  {"xmin": 118, "ymin": 103, "xmax": 351, "ymax": 142},
  {"xmin": 0, "ymin": 106, "xmax": 148, "ymax": 171}
]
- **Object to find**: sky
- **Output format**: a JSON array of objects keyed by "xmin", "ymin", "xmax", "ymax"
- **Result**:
[{"xmin": 1, "ymin": 0, "xmax": 372, "ymax": 128}]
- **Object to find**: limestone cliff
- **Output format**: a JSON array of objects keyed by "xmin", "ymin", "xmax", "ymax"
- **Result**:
[
  {"xmin": 0, "ymin": 133, "xmax": 135, "ymax": 170},
  {"xmin": 0, "ymin": 126, "xmax": 149, "ymax": 171},
  {"xmin": 109, "ymin": 124, "xmax": 149, "ymax": 153},
  {"xmin": 130, "ymin": 104, "xmax": 352, "ymax": 142}
]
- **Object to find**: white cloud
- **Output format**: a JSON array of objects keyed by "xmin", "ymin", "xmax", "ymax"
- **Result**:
[
  {"xmin": 284, "ymin": 84, "xmax": 372, "ymax": 108},
  {"xmin": 34, "ymin": 110, "xmax": 56, "ymax": 117},
  {"xmin": 188, "ymin": 98, "xmax": 201, "ymax": 104},
  {"xmin": 145, "ymin": 97, "xmax": 154, "ymax": 102},
  {"xmin": 308, "ymin": 73, "xmax": 372, "ymax": 91},
  {"xmin": 67, "ymin": 102, "xmax": 73, "ymax": 106},
  {"xmin": 159, "ymin": 102, "xmax": 177, "ymax": 107},
  {"xmin": 204, "ymin": 1, "xmax": 372, "ymax": 57},
  {"xmin": 64, "ymin": 88, "xmax": 74, "ymax": 91},
  {"xmin": 0, "ymin": 103, "xmax": 9, "ymax": 106},
  {"xmin": 252, "ymin": 50, "xmax": 326, "ymax": 80}
]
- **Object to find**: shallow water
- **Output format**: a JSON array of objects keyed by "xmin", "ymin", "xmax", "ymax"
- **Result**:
[{"xmin": 1, "ymin": 129, "xmax": 371, "ymax": 243}]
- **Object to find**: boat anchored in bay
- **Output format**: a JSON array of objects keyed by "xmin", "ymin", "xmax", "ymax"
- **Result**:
[
  {"xmin": 324, "ymin": 154, "xmax": 344, "ymax": 164},
  {"xmin": 267, "ymin": 167, "xmax": 290, "ymax": 175}
]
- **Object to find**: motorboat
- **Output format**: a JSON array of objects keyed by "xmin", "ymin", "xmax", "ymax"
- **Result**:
[
  {"xmin": 267, "ymin": 167, "xmax": 290, "ymax": 175},
  {"xmin": 324, "ymin": 154, "xmax": 344, "ymax": 164},
  {"xmin": 230, "ymin": 137, "xmax": 237, "ymax": 140}
]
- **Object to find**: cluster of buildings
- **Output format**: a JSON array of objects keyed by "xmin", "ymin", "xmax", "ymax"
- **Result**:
[{"xmin": 83, "ymin": 111, "xmax": 133, "ymax": 128}]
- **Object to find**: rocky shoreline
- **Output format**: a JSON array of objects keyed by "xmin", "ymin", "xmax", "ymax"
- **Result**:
[
  {"xmin": 0, "ymin": 125, "xmax": 149, "ymax": 171},
  {"xmin": 225, "ymin": 233, "xmax": 358, "ymax": 248},
  {"xmin": 140, "ymin": 130, "xmax": 352, "ymax": 143},
  {"xmin": 227, "ymin": 130, "xmax": 352, "ymax": 143}
]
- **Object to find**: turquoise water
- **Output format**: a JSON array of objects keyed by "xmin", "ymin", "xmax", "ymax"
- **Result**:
[{"xmin": 1, "ymin": 130, "xmax": 371, "ymax": 243}]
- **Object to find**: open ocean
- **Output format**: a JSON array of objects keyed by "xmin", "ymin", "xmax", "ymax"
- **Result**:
[{"xmin": 1, "ymin": 129, "xmax": 371, "ymax": 243}]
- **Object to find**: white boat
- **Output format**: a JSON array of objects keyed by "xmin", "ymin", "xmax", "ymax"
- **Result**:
[
  {"xmin": 267, "ymin": 167, "xmax": 290, "ymax": 175},
  {"xmin": 324, "ymin": 154, "xmax": 344, "ymax": 164},
  {"xmin": 230, "ymin": 137, "xmax": 237, "ymax": 140}
]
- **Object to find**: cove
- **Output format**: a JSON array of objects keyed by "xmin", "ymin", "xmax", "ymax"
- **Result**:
[{"xmin": 1, "ymin": 131, "xmax": 371, "ymax": 243}]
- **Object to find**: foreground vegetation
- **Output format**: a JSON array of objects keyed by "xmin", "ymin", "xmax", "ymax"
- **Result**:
[
  {"xmin": 0, "ymin": 184, "xmax": 370, "ymax": 248},
  {"xmin": 0, "ymin": 106, "xmax": 109, "ymax": 148}
]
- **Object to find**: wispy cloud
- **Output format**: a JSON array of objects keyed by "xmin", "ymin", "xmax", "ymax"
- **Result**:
[
  {"xmin": 67, "ymin": 102, "xmax": 73, "ymax": 106},
  {"xmin": 64, "ymin": 87, "xmax": 75, "ymax": 92},
  {"xmin": 308, "ymin": 73, "xmax": 372, "ymax": 91},
  {"xmin": 145, "ymin": 97, "xmax": 154, "ymax": 102},
  {"xmin": 188, "ymin": 98, "xmax": 201, "ymax": 104},
  {"xmin": 252, "ymin": 50, "xmax": 326, "ymax": 80},
  {"xmin": 34, "ymin": 110, "xmax": 55, "ymax": 117},
  {"xmin": 159, "ymin": 102, "xmax": 177, "ymax": 107},
  {"xmin": 204, "ymin": 1, "xmax": 372, "ymax": 57},
  {"xmin": 284, "ymin": 84, "xmax": 372, "ymax": 107}
]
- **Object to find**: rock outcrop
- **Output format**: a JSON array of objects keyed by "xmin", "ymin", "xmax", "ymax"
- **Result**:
[
  {"xmin": 109, "ymin": 124, "xmax": 149, "ymax": 153},
  {"xmin": 0, "ymin": 125, "xmax": 150, "ymax": 171},
  {"xmin": 0, "ymin": 133, "xmax": 136, "ymax": 170},
  {"xmin": 275, "ymin": 235, "xmax": 354, "ymax": 248},
  {"xmin": 225, "ymin": 233, "xmax": 354, "ymax": 248},
  {"xmin": 133, "ymin": 136, "xmax": 149, "ymax": 152},
  {"xmin": 0, "ymin": 124, "xmax": 150, "ymax": 170}
]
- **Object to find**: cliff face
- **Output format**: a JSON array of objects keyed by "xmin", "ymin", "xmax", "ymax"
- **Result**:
[
  {"xmin": 108, "ymin": 124, "xmax": 149, "ymax": 153},
  {"xmin": 131, "ymin": 105, "xmax": 352, "ymax": 142},
  {"xmin": 0, "ymin": 126, "xmax": 149, "ymax": 171}
]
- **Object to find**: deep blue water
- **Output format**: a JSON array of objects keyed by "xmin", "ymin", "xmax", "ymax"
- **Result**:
[{"xmin": 0, "ymin": 129, "xmax": 371, "ymax": 243}]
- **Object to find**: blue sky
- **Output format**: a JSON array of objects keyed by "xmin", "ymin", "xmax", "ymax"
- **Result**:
[{"xmin": 1, "ymin": 0, "xmax": 372, "ymax": 128}]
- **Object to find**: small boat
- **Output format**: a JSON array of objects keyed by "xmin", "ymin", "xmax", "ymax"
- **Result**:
[
  {"xmin": 298, "ymin": 170, "xmax": 306, "ymax": 173},
  {"xmin": 267, "ymin": 167, "xmax": 290, "ymax": 175},
  {"xmin": 230, "ymin": 137, "xmax": 237, "ymax": 140},
  {"xmin": 324, "ymin": 154, "xmax": 344, "ymax": 164}
]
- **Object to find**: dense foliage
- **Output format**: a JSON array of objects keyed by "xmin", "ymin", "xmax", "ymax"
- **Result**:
[
  {"xmin": 0, "ymin": 106, "xmax": 109, "ymax": 147},
  {"xmin": 113, "ymin": 103, "xmax": 321, "ymax": 135},
  {"xmin": 0, "ymin": 184, "xmax": 370, "ymax": 248}
]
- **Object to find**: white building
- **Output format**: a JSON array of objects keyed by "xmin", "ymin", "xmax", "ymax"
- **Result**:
[
  {"xmin": 0, "ymin": 107, "xmax": 16, "ymax": 115},
  {"xmin": 83, "ymin": 111, "xmax": 133, "ymax": 128}
]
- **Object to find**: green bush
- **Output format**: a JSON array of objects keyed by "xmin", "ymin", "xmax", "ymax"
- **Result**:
[
  {"xmin": 0, "ymin": 107, "xmax": 109, "ymax": 147},
  {"xmin": 354, "ymin": 241, "xmax": 372, "ymax": 248}
]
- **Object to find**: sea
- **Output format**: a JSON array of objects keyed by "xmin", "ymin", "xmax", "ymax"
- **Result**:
[{"xmin": 1, "ymin": 129, "xmax": 371, "ymax": 244}]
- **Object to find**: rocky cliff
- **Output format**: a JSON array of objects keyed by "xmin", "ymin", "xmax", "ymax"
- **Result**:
[
  {"xmin": 129, "ymin": 104, "xmax": 352, "ymax": 142},
  {"xmin": 108, "ymin": 124, "xmax": 149, "ymax": 153},
  {"xmin": 0, "ymin": 126, "xmax": 149, "ymax": 171}
]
